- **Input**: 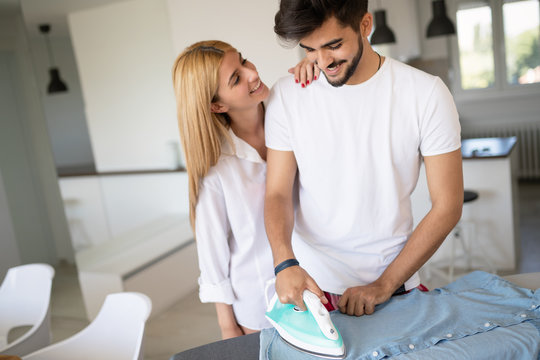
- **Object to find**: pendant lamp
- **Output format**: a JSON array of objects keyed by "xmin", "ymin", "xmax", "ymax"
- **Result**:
[
  {"xmin": 371, "ymin": 9, "xmax": 396, "ymax": 45},
  {"xmin": 38, "ymin": 24, "xmax": 68, "ymax": 94},
  {"xmin": 426, "ymin": 0, "xmax": 456, "ymax": 38}
]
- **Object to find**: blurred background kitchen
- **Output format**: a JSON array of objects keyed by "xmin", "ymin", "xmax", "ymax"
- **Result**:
[{"xmin": 1, "ymin": 0, "xmax": 539, "ymax": 359}]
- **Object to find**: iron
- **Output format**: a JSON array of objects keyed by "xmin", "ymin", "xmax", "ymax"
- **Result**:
[{"xmin": 265, "ymin": 289, "xmax": 346, "ymax": 359}]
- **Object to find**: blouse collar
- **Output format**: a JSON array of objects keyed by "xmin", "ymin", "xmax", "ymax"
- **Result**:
[{"xmin": 222, "ymin": 128, "xmax": 265, "ymax": 164}]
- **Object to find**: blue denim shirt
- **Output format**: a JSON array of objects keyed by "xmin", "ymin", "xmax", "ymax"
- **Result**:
[{"xmin": 259, "ymin": 272, "xmax": 540, "ymax": 360}]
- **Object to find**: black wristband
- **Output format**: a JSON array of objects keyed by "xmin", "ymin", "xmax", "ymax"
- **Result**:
[{"xmin": 274, "ymin": 258, "xmax": 299, "ymax": 276}]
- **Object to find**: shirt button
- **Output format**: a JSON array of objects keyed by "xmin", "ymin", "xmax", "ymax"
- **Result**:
[
  {"xmin": 520, "ymin": 314, "xmax": 527, "ymax": 318},
  {"xmin": 409, "ymin": 344, "xmax": 415, "ymax": 350},
  {"xmin": 484, "ymin": 322, "xmax": 491, "ymax": 327},
  {"xmin": 532, "ymin": 305, "xmax": 537, "ymax": 309},
  {"xmin": 372, "ymin": 351, "xmax": 379, "ymax": 357},
  {"xmin": 446, "ymin": 333, "xmax": 453, "ymax": 338}
]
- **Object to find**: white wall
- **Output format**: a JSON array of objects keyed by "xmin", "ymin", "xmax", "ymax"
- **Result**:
[
  {"xmin": 13, "ymin": 16, "xmax": 74, "ymax": 263},
  {"xmin": 0, "ymin": 49, "xmax": 55, "ymax": 264},
  {"xmin": 0, "ymin": 12, "xmax": 73, "ymax": 265},
  {"xmin": 457, "ymin": 92, "xmax": 540, "ymax": 130},
  {"xmin": 68, "ymin": 0, "xmax": 180, "ymax": 172},
  {"xmin": 0, "ymin": 169, "xmax": 21, "ymax": 279},
  {"xmin": 0, "ymin": 11, "xmax": 17, "ymax": 51},
  {"xmin": 166, "ymin": 0, "xmax": 300, "ymax": 89},
  {"xmin": 416, "ymin": 0, "xmax": 449, "ymax": 60},
  {"xmin": 28, "ymin": 36, "xmax": 95, "ymax": 171},
  {"xmin": 369, "ymin": 0, "xmax": 421, "ymax": 62}
]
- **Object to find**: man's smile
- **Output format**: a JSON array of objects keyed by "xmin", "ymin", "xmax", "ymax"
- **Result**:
[{"xmin": 325, "ymin": 60, "xmax": 346, "ymax": 76}]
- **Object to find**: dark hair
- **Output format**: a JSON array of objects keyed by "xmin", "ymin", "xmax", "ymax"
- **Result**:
[{"xmin": 274, "ymin": 0, "xmax": 368, "ymax": 44}]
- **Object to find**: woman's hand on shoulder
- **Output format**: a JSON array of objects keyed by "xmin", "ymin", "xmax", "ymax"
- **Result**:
[{"xmin": 289, "ymin": 57, "xmax": 320, "ymax": 88}]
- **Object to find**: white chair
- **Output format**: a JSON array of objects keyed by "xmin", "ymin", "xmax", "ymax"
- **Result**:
[
  {"xmin": 0, "ymin": 264, "xmax": 55, "ymax": 357},
  {"xmin": 23, "ymin": 292, "xmax": 152, "ymax": 360}
]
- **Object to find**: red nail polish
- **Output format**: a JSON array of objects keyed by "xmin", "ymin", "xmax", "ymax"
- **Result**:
[
  {"xmin": 307, "ymin": 80, "xmax": 310, "ymax": 85},
  {"xmin": 314, "ymin": 76, "xmax": 317, "ymax": 80},
  {"xmin": 295, "ymin": 79, "xmax": 299, "ymax": 83},
  {"xmin": 301, "ymin": 83, "xmax": 305, "ymax": 88}
]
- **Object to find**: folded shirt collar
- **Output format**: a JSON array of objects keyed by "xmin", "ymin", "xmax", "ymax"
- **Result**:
[{"xmin": 221, "ymin": 128, "xmax": 265, "ymax": 164}]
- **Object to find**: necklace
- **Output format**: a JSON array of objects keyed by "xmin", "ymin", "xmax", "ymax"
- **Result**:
[{"xmin": 376, "ymin": 52, "xmax": 381, "ymax": 71}]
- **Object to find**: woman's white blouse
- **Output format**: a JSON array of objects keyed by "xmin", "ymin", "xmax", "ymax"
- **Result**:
[{"xmin": 195, "ymin": 129, "xmax": 274, "ymax": 330}]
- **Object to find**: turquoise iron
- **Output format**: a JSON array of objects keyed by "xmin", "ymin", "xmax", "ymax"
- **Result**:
[{"xmin": 265, "ymin": 288, "xmax": 346, "ymax": 359}]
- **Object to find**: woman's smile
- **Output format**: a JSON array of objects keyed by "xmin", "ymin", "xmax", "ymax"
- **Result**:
[{"xmin": 249, "ymin": 79, "xmax": 262, "ymax": 94}]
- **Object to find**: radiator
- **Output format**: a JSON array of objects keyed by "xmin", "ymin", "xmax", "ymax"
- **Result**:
[{"xmin": 462, "ymin": 124, "xmax": 540, "ymax": 180}]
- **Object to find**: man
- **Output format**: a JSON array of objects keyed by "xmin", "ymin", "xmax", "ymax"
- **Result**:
[{"xmin": 264, "ymin": 0, "xmax": 464, "ymax": 317}]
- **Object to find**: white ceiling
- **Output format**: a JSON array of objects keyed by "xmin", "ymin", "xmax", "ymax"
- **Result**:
[{"xmin": 5, "ymin": 0, "xmax": 130, "ymax": 38}]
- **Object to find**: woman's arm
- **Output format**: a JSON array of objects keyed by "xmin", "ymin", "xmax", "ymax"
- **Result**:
[
  {"xmin": 215, "ymin": 303, "xmax": 244, "ymax": 339},
  {"xmin": 196, "ymin": 175, "xmax": 241, "ymax": 337},
  {"xmin": 196, "ymin": 176, "xmax": 233, "ymax": 302}
]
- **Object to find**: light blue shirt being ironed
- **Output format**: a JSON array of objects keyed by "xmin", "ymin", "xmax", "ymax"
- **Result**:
[{"xmin": 259, "ymin": 271, "xmax": 540, "ymax": 360}]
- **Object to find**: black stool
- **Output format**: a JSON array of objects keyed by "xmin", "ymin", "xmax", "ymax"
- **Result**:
[{"xmin": 464, "ymin": 190, "xmax": 478, "ymax": 203}]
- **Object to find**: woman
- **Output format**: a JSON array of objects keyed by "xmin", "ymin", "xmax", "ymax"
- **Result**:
[
  {"xmin": 172, "ymin": 40, "xmax": 318, "ymax": 339},
  {"xmin": 172, "ymin": 40, "xmax": 273, "ymax": 339}
]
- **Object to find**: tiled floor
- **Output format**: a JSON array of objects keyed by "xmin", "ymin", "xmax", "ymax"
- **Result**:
[{"xmin": 47, "ymin": 181, "xmax": 540, "ymax": 360}]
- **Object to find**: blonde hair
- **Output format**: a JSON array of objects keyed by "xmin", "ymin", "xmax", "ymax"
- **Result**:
[{"xmin": 172, "ymin": 40, "xmax": 235, "ymax": 230}]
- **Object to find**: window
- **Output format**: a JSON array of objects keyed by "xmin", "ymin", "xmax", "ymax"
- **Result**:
[
  {"xmin": 454, "ymin": 0, "xmax": 540, "ymax": 93},
  {"xmin": 456, "ymin": 2, "xmax": 495, "ymax": 90},
  {"xmin": 503, "ymin": 0, "xmax": 540, "ymax": 84}
]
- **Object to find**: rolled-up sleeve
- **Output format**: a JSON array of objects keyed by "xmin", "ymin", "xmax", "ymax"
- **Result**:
[{"xmin": 195, "ymin": 173, "xmax": 235, "ymax": 304}]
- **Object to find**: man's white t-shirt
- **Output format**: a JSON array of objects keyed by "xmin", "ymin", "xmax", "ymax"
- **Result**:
[
  {"xmin": 195, "ymin": 129, "xmax": 273, "ymax": 330},
  {"xmin": 265, "ymin": 58, "xmax": 461, "ymax": 294}
]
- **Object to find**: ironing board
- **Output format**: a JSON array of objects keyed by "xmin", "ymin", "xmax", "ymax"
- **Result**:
[
  {"xmin": 169, "ymin": 332, "xmax": 259, "ymax": 360},
  {"xmin": 169, "ymin": 272, "xmax": 540, "ymax": 360}
]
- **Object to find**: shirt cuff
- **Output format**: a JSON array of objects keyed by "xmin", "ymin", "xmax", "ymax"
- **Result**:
[{"xmin": 198, "ymin": 277, "xmax": 235, "ymax": 304}]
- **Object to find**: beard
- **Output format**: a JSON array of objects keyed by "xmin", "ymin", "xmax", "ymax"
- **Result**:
[{"xmin": 324, "ymin": 34, "xmax": 364, "ymax": 87}]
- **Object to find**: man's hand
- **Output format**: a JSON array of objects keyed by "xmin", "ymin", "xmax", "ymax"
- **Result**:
[
  {"xmin": 337, "ymin": 280, "xmax": 394, "ymax": 316},
  {"xmin": 275, "ymin": 265, "xmax": 327, "ymax": 310}
]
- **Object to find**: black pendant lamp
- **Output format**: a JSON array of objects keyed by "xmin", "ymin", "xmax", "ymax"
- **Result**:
[
  {"xmin": 426, "ymin": 0, "xmax": 456, "ymax": 38},
  {"xmin": 371, "ymin": 9, "xmax": 396, "ymax": 45},
  {"xmin": 38, "ymin": 24, "xmax": 68, "ymax": 94}
]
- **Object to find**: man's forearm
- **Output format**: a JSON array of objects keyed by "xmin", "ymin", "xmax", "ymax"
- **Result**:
[
  {"xmin": 378, "ymin": 149, "xmax": 464, "ymax": 290},
  {"xmin": 379, "ymin": 201, "xmax": 462, "ymax": 291},
  {"xmin": 264, "ymin": 193, "xmax": 296, "ymax": 266}
]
